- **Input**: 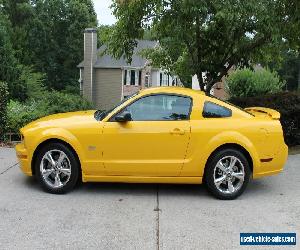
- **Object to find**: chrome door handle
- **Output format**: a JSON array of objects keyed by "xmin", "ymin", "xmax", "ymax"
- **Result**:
[{"xmin": 170, "ymin": 128, "xmax": 185, "ymax": 135}]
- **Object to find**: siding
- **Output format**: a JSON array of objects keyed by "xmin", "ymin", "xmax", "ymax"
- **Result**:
[{"xmin": 94, "ymin": 68, "xmax": 122, "ymax": 110}]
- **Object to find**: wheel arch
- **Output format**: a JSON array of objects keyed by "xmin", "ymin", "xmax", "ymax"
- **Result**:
[
  {"xmin": 31, "ymin": 138, "xmax": 82, "ymax": 176},
  {"xmin": 203, "ymin": 143, "xmax": 254, "ymax": 179}
]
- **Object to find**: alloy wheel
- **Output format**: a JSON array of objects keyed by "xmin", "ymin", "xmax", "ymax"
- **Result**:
[
  {"xmin": 213, "ymin": 155, "xmax": 245, "ymax": 194},
  {"xmin": 40, "ymin": 150, "xmax": 72, "ymax": 189}
]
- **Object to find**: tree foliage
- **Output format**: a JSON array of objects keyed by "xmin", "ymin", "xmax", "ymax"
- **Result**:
[
  {"xmin": 25, "ymin": 0, "xmax": 97, "ymax": 90},
  {"xmin": 0, "ymin": 0, "xmax": 97, "ymax": 96},
  {"xmin": 265, "ymin": 50, "xmax": 300, "ymax": 91},
  {"xmin": 0, "ymin": 12, "xmax": 26, "ymax": 100},
  {"xmin": 0, "ymin": 82, "xmax": 9, "ymax": 137},
  {"xmin": 107, "ymin": 0, "xmax": 300, "ymax": 92}
]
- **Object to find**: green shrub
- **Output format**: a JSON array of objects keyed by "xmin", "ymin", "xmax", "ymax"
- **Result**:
[
  {"xmin": 7, "ymin": 91, "xmax": 93, "ymax": 133},
  {"xmin": 226, "ymin": 68, "xmax": 285, "ymax": 98},
  {"xmin": 38, "ymin": 91, "xmax": 93, "ymax": 114},
  {"xmin": 230, "ymin": 91, "xmax": 300, "ymax": 146},
  {"xmin": 0, "ymin": 81, "xmax": 9, "ymax": 138}
]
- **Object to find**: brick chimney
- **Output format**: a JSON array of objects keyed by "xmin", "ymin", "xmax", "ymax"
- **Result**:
[{"xmin": 83, "ymin": 28, "xmax": 97, "ymax": 103}]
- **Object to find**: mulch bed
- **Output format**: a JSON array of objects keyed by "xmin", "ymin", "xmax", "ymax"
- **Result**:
[{"xmin": 0, "ymin": 142, "xmax": 16, "ymax": 148}]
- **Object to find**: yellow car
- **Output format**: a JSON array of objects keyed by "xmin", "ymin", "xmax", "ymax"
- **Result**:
[{"xmin": 16, "ymin": 87, "xmax": 288, "ymax": 199}]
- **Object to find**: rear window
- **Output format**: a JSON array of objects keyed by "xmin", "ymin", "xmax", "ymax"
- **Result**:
[
  {"xmin": 203, "ymin": 101, "xmax": 232, "ymax": 118},
  {"xmin": 205, "ymin": 93, "xmax": 254, "ymax": 116}
]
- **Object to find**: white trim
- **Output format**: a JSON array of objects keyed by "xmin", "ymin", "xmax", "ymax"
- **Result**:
[
  {"xmin": 122, "ymin": 66, "xmax": 143, "ymax": 70},
  {"xmin": 135, "ymin": 70, "xmax": 138, "ymax": 86},
  {"xmin": 79, "ymin": 68, "xmax": 82, "ymax": 83},
  {"xmin": 126, "ymin": 69, "xmax": 130, "ymax": 85}
]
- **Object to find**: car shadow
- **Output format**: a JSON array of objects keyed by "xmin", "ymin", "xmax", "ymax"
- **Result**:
[
  {"xmin": 245, "ymin": 178, "xmax": 277, "ymax": 196},
  {"xmin": 23, "ymin": 176, "xmax": 39, "ymax": 189},
  {"xmin": 22, "ymin": 175, "xmax": 211, "ymax": 198},
  {"xmin": 83, "ymin": 181, "xmax": 206, "ymax": 195},
  {"xmin": 21, "ymin": 175, "xmax": 275, "ymax": 200}
]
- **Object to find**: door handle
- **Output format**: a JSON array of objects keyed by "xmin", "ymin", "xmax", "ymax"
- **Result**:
[{"xmin": 170, "ymin": 128, "xmax": 185, "ymax": 135}]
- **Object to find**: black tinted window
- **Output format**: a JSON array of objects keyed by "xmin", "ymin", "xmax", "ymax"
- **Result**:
[
  {"xmin": 118, "ymin": 94, "xmax": 192, "ymax": 121},
  {"xmin": 203, "ymin": 101, "xmax": 232, "ymax": 118}
]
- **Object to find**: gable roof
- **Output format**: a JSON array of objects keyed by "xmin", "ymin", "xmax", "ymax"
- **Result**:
[{"xmin": 78, "ymin": 40, "xmax": 158, "ymax": 69}]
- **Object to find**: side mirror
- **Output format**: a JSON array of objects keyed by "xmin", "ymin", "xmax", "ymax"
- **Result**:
[{"xmin": 114, "ymin": 111, "xmax": 132, "ymax": 122}]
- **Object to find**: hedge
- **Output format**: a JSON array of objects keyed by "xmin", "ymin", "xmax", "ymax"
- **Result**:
[
  {"xmin": 230, "ymin": 91, "xmax": 300, "ymax": 146},
  {"xmin": 6, "ymin": 91, "xmax": 93, "ymax": 134},
  {"xmin": 226, "ymin": 68, "xmax": 284, "ymax": 98}
]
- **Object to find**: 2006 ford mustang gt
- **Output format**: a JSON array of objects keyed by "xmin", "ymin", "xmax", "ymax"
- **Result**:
[{"xmin": 16, "ymin": 87, "xmax": 288, "ymax": 199}]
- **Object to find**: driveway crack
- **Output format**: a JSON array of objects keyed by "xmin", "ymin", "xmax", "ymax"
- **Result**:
[
  {"xmin": 0, "ymin": 163, "xmax": 19, "ymax": 175},
  {"xmin": 154, "ymin": 185, "xmax": 161, "ymax": 250}
]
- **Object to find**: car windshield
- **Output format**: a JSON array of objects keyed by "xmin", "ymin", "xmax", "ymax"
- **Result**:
[{"xmin": 94, "ymin": 92, "xmax": 139, "ymax": 121}]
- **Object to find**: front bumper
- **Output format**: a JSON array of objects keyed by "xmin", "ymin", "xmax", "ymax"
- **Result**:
[
  {"xmin": 253, "ymin": 143, "xmax": 288, "ymax": 178},
  {"xmin": 15, "ymin": 143, "xmax": 32, "ymax": 176}
]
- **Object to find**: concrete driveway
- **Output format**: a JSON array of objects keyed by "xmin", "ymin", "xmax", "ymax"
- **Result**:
[{"xmin": 0, "ymin": 147, "xmax": 299, "ymax": 250}]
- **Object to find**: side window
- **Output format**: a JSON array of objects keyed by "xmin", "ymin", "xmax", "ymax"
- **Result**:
[
  {"xmin": 115, "ymin": 94, "xmax": 192, "ymax": 121},
  {"xmin": 203, "ymin": 101, "xmax": 232, "ymax": 118}
]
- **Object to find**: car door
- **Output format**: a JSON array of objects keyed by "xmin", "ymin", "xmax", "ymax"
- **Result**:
[{"xmin": 102, "ymin": 94, "xmax": 192, "ymax": 176}]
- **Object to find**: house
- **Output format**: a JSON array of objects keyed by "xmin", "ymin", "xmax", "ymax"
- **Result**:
[
  {"xmin": 78, "ymin": 28, "xmax": 181, "ymax": 110},
  {"xmin": 192, "ymin": 74, "xmax": 228, "ymax": 100}
]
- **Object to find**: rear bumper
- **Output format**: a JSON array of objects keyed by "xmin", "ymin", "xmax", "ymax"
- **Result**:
[
  {"xmin": 15, "ymin": 143, "xmax": 32, "ymax": 176},
  {"xmin": 253, "ymin": 143, "xmax": 288, "ymax": 178}
]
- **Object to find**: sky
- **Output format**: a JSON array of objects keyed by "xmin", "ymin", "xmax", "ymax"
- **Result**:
[{"xmin": 93, "ymin": 0, "xmax": 116, "ymax": 25}]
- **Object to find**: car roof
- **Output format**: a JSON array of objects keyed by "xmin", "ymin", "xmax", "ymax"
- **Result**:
[{"xmin": 140, "ymin": 87, "xmax": 205, "ymax": 96}]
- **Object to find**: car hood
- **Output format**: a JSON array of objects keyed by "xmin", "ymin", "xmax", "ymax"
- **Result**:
[{"xmin": 21, "ymin": 110, "xmax": 96, "ymax": 132}]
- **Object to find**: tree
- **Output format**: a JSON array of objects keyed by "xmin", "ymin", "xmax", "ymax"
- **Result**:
[
  {"xmin": 1, "ymin": 0, "xmax": 35, "ymax": 63},
  {"xmin": 24, "ymin": 0, "xmax": 97, "ymax": 91},
  {"xmin": 265, "ymin": 50, "xmax": 300, "ymax": 91},
  {"xmin": 97, "ymin": 25, "xmax": 114, "ymax": 47},
  {"xmin": 107, "ymin": 0, "xmax": 299, "ymax": 93},
  {"xmin": 0, "ymin": 81, "xmax": 9, "ymax": 138},
  {"xmin": 0, "ymin": 12, "xmax": 27, "ymax": 100},
  {"xmin": 1, "ymin": 0, "xmax": 97, "ymax": 92}
]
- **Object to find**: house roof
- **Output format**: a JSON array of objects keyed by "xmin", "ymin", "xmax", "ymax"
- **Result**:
[{"xmin": 78, "ymin": 40, "xmax": 158, "ymax": 69}]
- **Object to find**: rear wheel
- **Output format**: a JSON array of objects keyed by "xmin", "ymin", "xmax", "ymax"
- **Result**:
[
  {"xmin": 205, "ymin": 148, "xmax": 251, "ymax": 200},
  {"xmin": 35, "ymin": 142, "xmax": 80, "ymax": 194}
]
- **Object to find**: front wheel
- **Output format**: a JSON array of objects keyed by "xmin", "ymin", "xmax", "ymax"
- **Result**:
[
  {"xmin": 204, "ymin": 148, "xmax": 251, "ymax": 200},
  {"xmin": 35, "ymin": 142, "xmax": 80, "ymax": 194}
]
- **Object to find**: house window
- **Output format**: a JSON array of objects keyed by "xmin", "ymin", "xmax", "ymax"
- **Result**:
[
  {"xmin": 130, "ymin": 70, "xmax": 135, "ymax": 85},
  {"xmin": 138, "ymin": 71, "xmax": 142, "ymax": 86},
  {"xmin": 160, "ymin": 73, "xmax": 162, "ymax": 86},
  {"xmin": 123, "ymin": 70, "xmax": 127, "ymax": 85}
]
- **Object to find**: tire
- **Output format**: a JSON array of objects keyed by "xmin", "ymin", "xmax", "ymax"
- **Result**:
[
  {"xmin": 35, "ymin": 142, "xmax": 80, "ymax": 194},
  {"xmin": 204, "ymin": 148, "xmax": 251, "ymax": 200}
]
